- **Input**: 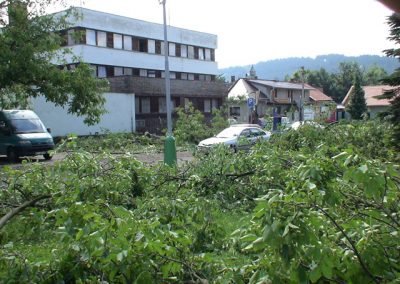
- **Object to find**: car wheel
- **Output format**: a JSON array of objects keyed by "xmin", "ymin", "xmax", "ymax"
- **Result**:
[
  {"xmin": 43, "ymin": 153, "xmax": 52, "ymax": 160},
  {"xmin": 7, "ymin": 148, "xmax": 18, "ymax": 163}
]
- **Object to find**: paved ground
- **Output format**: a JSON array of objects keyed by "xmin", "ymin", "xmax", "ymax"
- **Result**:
[{"xmin": 0, "ymin": 151, "xmax": 194, "ymax": 168}]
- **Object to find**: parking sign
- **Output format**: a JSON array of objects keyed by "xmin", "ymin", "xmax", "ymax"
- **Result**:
[{"xmin": 247, "ymin": 97, "xmax": 255, "ymax": 108}]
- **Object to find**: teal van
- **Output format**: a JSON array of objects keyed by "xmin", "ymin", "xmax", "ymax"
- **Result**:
[{"xmin": 0, "ymin": 110, "xmax": 55, "ymax": 162}]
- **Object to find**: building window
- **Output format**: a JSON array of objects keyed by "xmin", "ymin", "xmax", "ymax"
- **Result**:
[
  {"xmin": 135, "ymin": 97, "xmax": 140, "ymax": 114},
  {"xmin": 138, "ymin": 38, "xmax": 148, "ymax": 52},
  {"xmin": 67, "ymin": 29, "xmax": 75, "ymax": 45},
  {"xmin": 212, "ymin": 99, "xmax": 218, "ymax": 110},
  {"xmin": 170, "ymin": 72, "xmax": 176, "ymax": 79},
  {"xmin": 139, "ymin": 69, "xmax": 148, "ymax": 77},
  {"xmin": 141, "ymin": 98, "xmax": 150, "ymax": 113},
  {"xmin": 86, "ymin": 29, "xmax": 96, "ymax": 45},
  {"xmin": 194, "ymin": 74, "xmax": 199, "ymax": 80},
  {"xmin": 113, "ymin": 34, "xmax": 123, "ymax": 49},
  {"xmin": 97, "ymin": 31, "xmax": 107, "ymax": 47},
  {"xmin": 181, "ymin": 73, "xmax": 188, "ymax": 80},
  {"xmin": 155, "ymin": 40, "xmax": 162, "ymax": 54},
  {"xmin": 210, "ymin": 49, "xmax": 215, "ymax": 61},
  {"xmin": 114, "ymin": 67, "xmax": 123, "ymax": 76},
  {"xmin": 175, "ymin": 44, "xmax": 181, "ymax": 57},
  {"xmin": 205, "ymin": 75, "xmax": 212, "ymax": 82},
  {"xmin": 188, "ymin": 45, "xmax": 195, "ymax": 59},
  {"xmin": 106, "ymin": 32, "xmax": 114, "ymax": 48},
  {"xmin": 194, "ymin": 47, "xmax": 199, "ymax": 59},
  {"xmin": 133, "ymin": 68, "xmax": 140, "ymax": 76},
  {"xmin": 148, "ymin": 70, "xmax": 156, "ymax": 78},
  {"xmin": 230, "ymin": 107, "xmax": 240, "ymax": 116},
  {"xmin": 169, "ymin": 43, "xmax": 176, "ymax": 56},
  {"xmin": 98, "ymin": 66, "xmax": 106, "ymax": 78},
  {"xmin": 148, "ymin": 39, "xmax": 156, "ymax": 53},
  {"xmin": 199, "ymin": 74, "xmax": 205, "ymax": 81},
  {"xmin": 159, "ymin": 97, "xmax": 166, "ymax": 113},
  {"xmin": 123, "ymin": 35, "xmax": 132, "ymax": 50},
  {"xmin": 205, "ymin": 48, "xmax": 211, "ymax": 60},
  {"xmin": 188, "ymin": 73, "xmax": 195, "ymax": 81},
  {"xmin": 123, "ymin": 67, "xmax": 132, "ymax": 75},
  {"xmin": 198, "ymin": 48, "xmax": 204, "ymax": 60},
  {"xmin": 204, "ymin": 99, "xmax": 211, "ymax": 113},
  {"xmin": 175, "ymin": 72, "xmax": 181, "ymax": 80},
  {"xmin": 106, "ymin": 66, "xmax": 114, "ymax": 77},
  {"xmin": 181, "ymin": 45, "xmax": 188, "ymax": 57}
]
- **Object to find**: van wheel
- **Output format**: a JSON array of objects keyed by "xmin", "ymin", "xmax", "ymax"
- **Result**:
[
  {"xmin": 7, "ymin": 148, "xmax": 18, "ymax": 163},
  {"xmin": 43, "ymin": 153, "xmax": 52, "ymax": 160}
]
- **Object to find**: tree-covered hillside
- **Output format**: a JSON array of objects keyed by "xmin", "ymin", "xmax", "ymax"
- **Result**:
[{"xmin": 220, "ymin": 54, "xmax": 399, "ymax": 81}]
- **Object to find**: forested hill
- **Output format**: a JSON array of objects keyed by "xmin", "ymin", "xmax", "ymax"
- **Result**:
[{"xmin": 219, "ymin": 54, "xmax": 399, "ymax": 81}]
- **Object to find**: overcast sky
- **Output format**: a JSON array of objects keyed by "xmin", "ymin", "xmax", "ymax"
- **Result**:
[{"xmin": 54, "ymin": 0, "xmax": 394, "ymax": 68}]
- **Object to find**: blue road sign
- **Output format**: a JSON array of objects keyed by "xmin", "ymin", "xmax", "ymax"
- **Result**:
[{"xmin": 247, "ymin": 97, "xmax": 255, "ymax": 108}]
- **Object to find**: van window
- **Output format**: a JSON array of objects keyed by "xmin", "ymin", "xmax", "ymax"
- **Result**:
[{"xmin": 10, "ymin": 119, "xmax": 46, "ymax": 134}]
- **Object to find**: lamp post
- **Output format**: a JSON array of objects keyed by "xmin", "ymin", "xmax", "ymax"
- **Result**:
[
  {"xmin": 300, "ymin": 66, "xmax": 305, "ymax": 121},
  {"xmin": 159, "ymin": 0, "xmax": 176, "ymax": 165}
]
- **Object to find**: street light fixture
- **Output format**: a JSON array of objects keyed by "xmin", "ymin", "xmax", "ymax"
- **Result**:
[{"xmin": 159, "ymin": 0, "xmax": 176, "ymax": 165}]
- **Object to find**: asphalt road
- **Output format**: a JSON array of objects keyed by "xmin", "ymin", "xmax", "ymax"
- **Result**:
[{"xmin": 0, "ymin": 151, "xmax": 194, "ymax": 168}]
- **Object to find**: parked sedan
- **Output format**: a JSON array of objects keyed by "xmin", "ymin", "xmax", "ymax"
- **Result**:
[{"xmin": 198, "ymin": 124, "xmax": 271, "ymax": 152}]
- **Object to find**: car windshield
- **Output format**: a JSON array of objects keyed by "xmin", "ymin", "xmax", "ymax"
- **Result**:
[
  {"xmin": 216, "ymin": 127, "xmax": 243, "ymax": 138},
  {"xmin": 10, "ymin": 119, "xmax": 46, "ymax": 134}
]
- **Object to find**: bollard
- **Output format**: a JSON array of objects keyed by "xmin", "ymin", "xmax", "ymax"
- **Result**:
[{"xmin": 164, "ymin": 135, "xmax": 177, "ymax": 166}]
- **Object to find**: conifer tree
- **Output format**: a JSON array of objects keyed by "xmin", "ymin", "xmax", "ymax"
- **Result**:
[
  {"xmin": 380, "ymin": 13, "xmax": 400, "ymax": 149},
  {"xmin": 347, "ymin": 75, "xmax": 367, "ymax": 120}
]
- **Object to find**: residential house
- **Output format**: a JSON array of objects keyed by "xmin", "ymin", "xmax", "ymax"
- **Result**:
[
  {"xmin": 32, "ymin": 8, "xmax": 227, "ymax": 136},
  {"xmin": 307, "ymin": 85, "xmax": 336, "ymax": 122},
  {"xmin": 227, "ymin": 75, "xmax": 314, "ymax": 124},
  {"xmin": 342, "ymin": 85, "xmax": 394, "ymax": 119}
]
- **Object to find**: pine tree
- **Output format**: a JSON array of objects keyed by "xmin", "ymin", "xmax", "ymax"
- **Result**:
[
  {"xmin": 347, "ymin": 75, "xmax": 367, "ymax": 120},
  {"xmin": 380, "ymin": 13, "xmax": 400, "ymax": 149}
]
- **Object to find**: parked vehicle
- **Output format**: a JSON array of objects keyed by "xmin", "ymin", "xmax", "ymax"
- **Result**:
[
  {"xmin": 0, "ymin": 110, "xmax": 55, "ymax": 162},
  {"xmin": 290, "ymin": 120, "xmax": 324, "ymax": 130},
  {"xmin": 198, "ymin": 124, "xmax": 271, "ymax": 152}
]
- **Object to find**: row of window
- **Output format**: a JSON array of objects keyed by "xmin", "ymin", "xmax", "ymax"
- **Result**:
[
  {"xmin": 64, "ymin": 28, "xmax": 216, "ymax": 61},
  {"xmin": 66, "ymin": 64, "xmax": 216, "ymax": 81},
  {"xmin": 135, "ymin": 97, "xmax": 219, "ymax": 114}
]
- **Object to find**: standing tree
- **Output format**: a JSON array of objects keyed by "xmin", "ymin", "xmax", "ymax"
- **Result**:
[
  {"xmin": 347, "ymin": 75, "xmax": 368, "ymax": 120},
  {"xmin": 0, "ymin": 0, "xmax": 109, "ymax": 125},
  {"xmin": 380, "ymin": 13, "xmax": 400, "ymax": 149}
]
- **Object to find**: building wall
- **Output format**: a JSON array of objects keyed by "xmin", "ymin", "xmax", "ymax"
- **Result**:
[
  {"xmin": 65, "ymin": 8, "xmax": 217, "ymax": 49},
  {"xmin": 368, "ymin": 106, "xmax": 388, "ymax": 119},
  {"xmin": 31, "ymin": 93, "xmax": 135, "ymax": 137}
]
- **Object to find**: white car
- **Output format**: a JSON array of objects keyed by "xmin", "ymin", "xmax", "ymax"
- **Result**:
[
  {"xmin": 290, "ymin": 120, "xmax": 324, "ymax": 130},
  {"xmin": 198, "ymin": 124, "xmax": 271, "ymax": 152}
]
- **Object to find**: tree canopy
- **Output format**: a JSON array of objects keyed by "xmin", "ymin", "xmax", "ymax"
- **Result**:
[
  {"xmin": 0, "ymin": 0, "xmax": 109, "ymax": 125},
  {"xmin": 380, "ymin": 13, "xmax": 400, "ymax": 149},
  {"xmin": 286, "ymin": 63, "xmax": 389, "ymax": 103}
]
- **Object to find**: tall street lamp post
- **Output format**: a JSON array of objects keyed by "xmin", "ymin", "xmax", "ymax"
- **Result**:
[
  {"xmin": 300, "ymin": 66, "xmax": 305, "ymax": 121},
  {"xmin": 159, "ymin": 0, "xmax": 176, "ymax": 165}
]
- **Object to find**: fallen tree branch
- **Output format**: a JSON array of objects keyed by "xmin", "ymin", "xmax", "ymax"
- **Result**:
[{"xmin": 0, "ymin": 195, "xmax": 51, "ymax": 230}]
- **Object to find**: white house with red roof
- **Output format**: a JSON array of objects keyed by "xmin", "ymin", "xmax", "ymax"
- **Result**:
[{"xmin": 342, "ymin": 85, "xmax": 394, "ymax": 118}]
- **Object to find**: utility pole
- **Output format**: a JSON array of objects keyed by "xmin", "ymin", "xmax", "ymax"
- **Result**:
[
  {"xmin": 159, "ymin": 0, "xmax": 176, "ymax": 165},
  {"xmin": 300, "ymin": 66, "xmax": 305, "ymax": 121}
]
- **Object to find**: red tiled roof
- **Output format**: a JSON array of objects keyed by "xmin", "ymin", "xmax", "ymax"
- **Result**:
[
  {"xmin": 342, "ymin": 85, "xmax": 395, "ymax": 107},
  {"xmin": 305, "ymin": 84, "xmax": 333, "ymax": 102}
]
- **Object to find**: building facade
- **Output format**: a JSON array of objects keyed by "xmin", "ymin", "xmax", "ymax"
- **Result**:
[{"xmin": 34, "ymin": 8, "xmax": 226, "ymax": 135}]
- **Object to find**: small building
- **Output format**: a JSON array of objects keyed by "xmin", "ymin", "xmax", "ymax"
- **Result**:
[
  {"xmin": 342, "ymin": 85, "xmax": 394, "ymax": 119},
  {"xmin": 227, "ymin": 75, "xmax": 314, "ymax": 124},
  {"xmin": 307, "ymin": 85, "xmax": 336, "ymax": 122}
]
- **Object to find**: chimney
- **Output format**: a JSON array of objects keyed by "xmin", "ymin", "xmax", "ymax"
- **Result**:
[{"xmin": 231, "ymin": 76, "xmax": 236, "ymax": 83}]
